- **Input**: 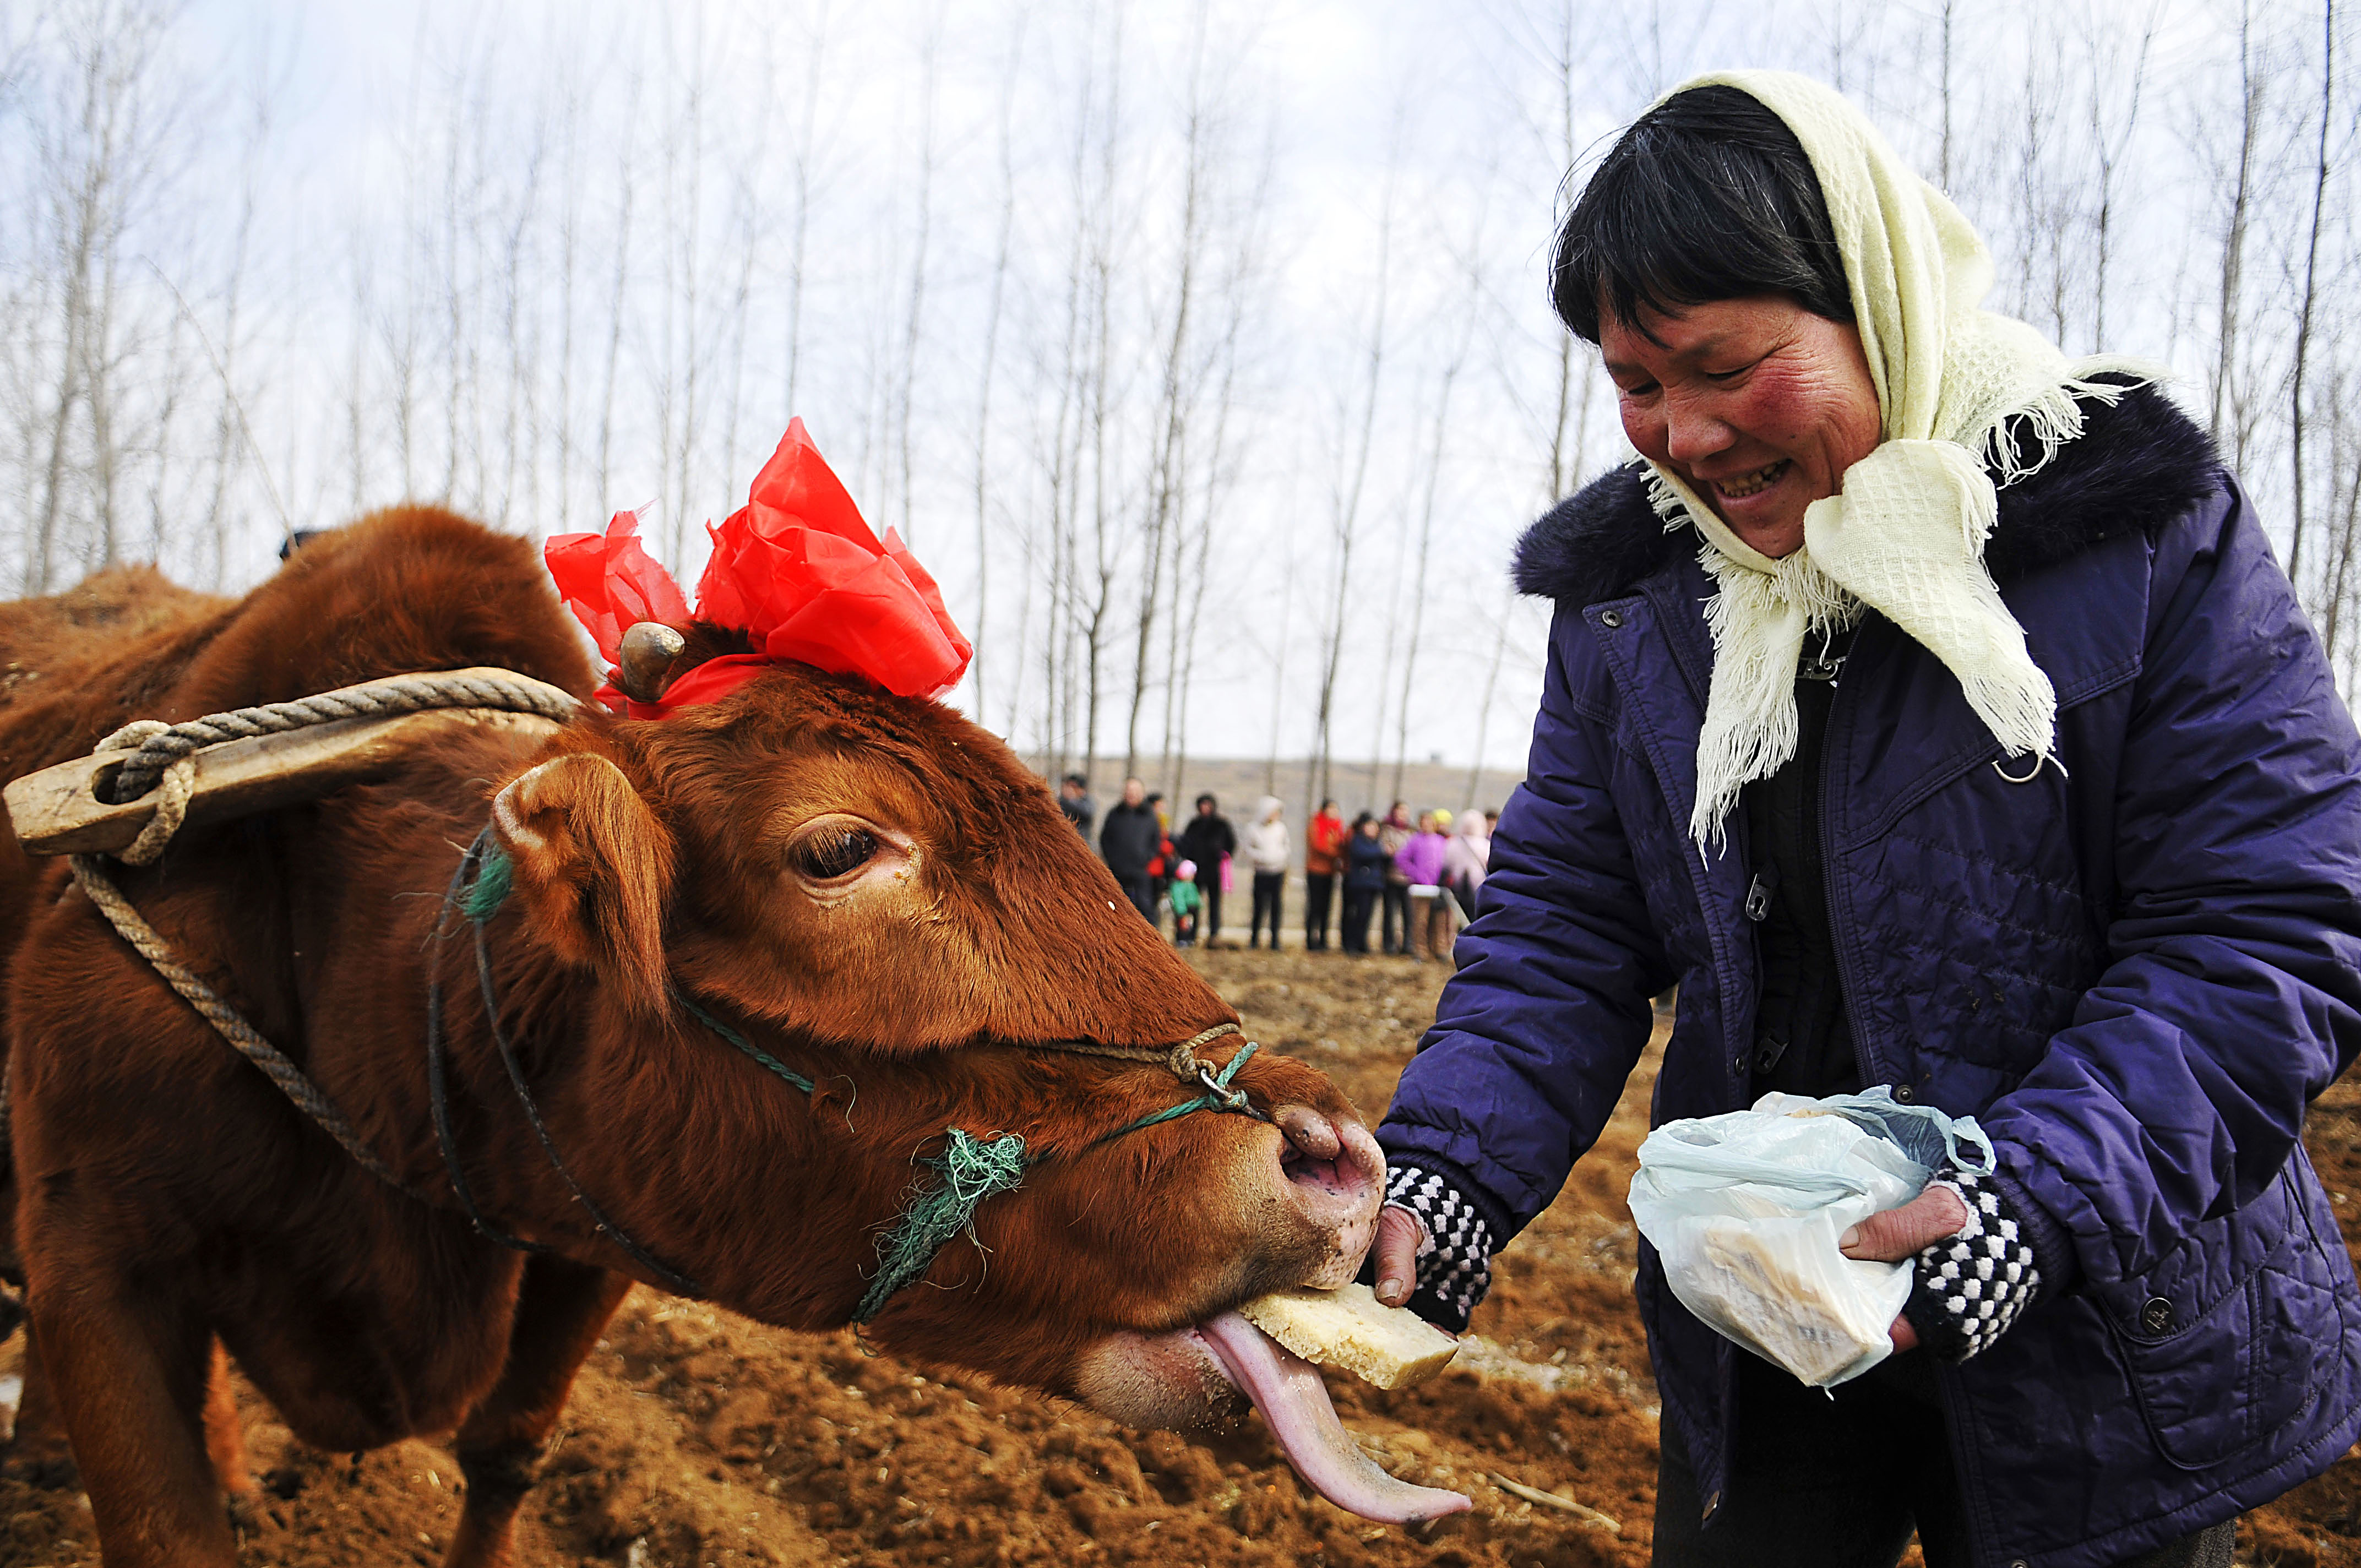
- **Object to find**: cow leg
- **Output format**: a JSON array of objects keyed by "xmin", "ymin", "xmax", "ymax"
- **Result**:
[
  {"xmin": 3, "ymin": 1330, "xmax": 78, "ymax": 1488},
  {"xmin": 199, "ymin": 1342, "xmax": 257, "ymax": 1520},
  {"xmin": 12, "ymin": 1334, "xmax": 249, "ymax": 1511},
  {"xmin": 443, "ymin": 1257, "xmax": 631, "ymax": 1568},
  {"xmin": 28, "ymin": 1286, "xmax": 236, "ymax": 1567}
]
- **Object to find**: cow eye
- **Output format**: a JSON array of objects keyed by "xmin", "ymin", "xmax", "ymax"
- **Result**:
[{"xmin": 790, "ymin": 824, "xmax": 879, "ymax": 882}]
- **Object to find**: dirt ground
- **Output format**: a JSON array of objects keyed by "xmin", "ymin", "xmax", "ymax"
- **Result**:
[{"xmin": 4, "ymin": 949, "xmax": 2360, "ymax": 1567}]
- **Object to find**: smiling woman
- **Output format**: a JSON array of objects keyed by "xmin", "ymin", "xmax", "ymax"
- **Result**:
[
  {"xmin": 1368, "ymin": 69, "xmax": 2361, "ymax": 1568},
  {"xmin": 1563, "ymin": 88, "xmax": 1884, "ymax": 562},
  {"xmin": 1597, "ymin": 298, "xmax": 1880, "ymax": 560}
]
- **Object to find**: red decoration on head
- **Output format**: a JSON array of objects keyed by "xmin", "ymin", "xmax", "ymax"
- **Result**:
[
  {"xmin": 543, "ymin": 420, "xmax": 973, "ymax": 717},
  {"xmin": 544, "ymin": 509, "xmax": 691, "ymax": 666}
]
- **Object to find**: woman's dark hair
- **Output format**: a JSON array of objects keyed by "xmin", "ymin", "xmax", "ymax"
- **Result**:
[
  {"xmin": 1552, "ymin": 85, "xmax": 1852, "ymax": 344},
  {"xmin": 1196, "ymin": 793, "xmax": 1217, "ymax": 810},
  {"xmin": 1352, "ymin": 812, "xmax": 1377, "ymax": 832}
]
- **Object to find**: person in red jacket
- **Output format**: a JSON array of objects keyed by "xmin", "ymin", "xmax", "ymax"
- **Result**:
[{"xmin": 1303, "ymin": 798, "xmax": 1346, "ymax": 951}]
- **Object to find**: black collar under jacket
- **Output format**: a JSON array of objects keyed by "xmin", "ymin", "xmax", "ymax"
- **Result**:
[{"xmin": 1510, "ymin": 383, "xmax": 2223, "ymax": 609}]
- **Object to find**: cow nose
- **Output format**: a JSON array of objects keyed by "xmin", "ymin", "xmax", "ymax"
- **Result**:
[
  {"xmin": 1275, "ymin": 1109, "xmax": 1379, "ymax": 1218},
  {"xmin": 1273, "ymin": 1106, "xmax": 1383, "ymax": 1287},
  {"xmin": 1277, "ymin": 1104, "xmax": 1343, "ymax": 1161}
]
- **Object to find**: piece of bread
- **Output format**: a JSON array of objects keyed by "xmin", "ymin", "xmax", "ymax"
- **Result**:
[
  {"xmin": 1688, "ymin": 1218, "xmax": 1886, "ymax": 1387},
  {"xmin": 1239, "ymin": 1282, "xmax": 1461, "ymax": 1390}
]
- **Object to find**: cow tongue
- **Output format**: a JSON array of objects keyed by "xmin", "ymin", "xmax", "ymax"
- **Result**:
[{"xmin": 1196, "ymin": 1311, "xmax": 1472, "ymax": 1524}]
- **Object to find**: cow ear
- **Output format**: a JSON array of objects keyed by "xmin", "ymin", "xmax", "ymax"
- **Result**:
[{"xmin": 490, "ymin": 752, "xmax": 674, "ymax": 1014}]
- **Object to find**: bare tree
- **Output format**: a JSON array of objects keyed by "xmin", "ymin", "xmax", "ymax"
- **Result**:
[
  {"xmin": 780, "ymin": 2, "xmax": 835, "ymax": 420},
  {"xmin": 2211, "ymin": 2, "xmax": 2265, "ymax": 470},
  {"xmin": 1174, "ymin": 105, "xmax": 1273, "ymax": 808},
  {"xmin": 2082, "ymin": 6, "xmax": 2158, "ymax": 355},
  {"xmin": 1122, "ymin": 5, "xmax": 1218, "ymax": 782},
  {"xmin": 25, "ymin": 0, "xmax": 179, "ymax": 591},
  {"xmin": 594, "ymin": 61, "xmax": 641, "ymax": 513},
  {"xmin": 2291, "ymin": 0, "xmax": 2337, "ymax": 588},
  {"xmin": 966, "ymin": 9, "xmax": 1027, "ymax": 725},
  {"xmin": 1307, "ymin": 142, "xmax": 1397, "ymax": 813},
  {"xmin": 891, "ymin": 11, "xmax": 943, "ymax": 542},
  {"xmin": 1391, "ymin": 331, "xmax": 1471, "ymax": 805},
  {"xmin": 1936, "ymin": 0, "xmax": 1957, "ymax": 190}
]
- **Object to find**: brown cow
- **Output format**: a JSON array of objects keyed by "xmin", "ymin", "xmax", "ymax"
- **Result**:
[{"xmin": 0, "ymin": 509, "xmax": 1453, "ymax": 1568}]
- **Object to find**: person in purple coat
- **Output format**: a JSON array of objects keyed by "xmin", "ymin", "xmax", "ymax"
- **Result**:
[
  {"xmin": 1369, "ymin": 72, "xmax": 2361, "ymax": 1568},
  {"xmin": 1391, "ymin": 810, "xmax": 1450, "ymax": 961}
]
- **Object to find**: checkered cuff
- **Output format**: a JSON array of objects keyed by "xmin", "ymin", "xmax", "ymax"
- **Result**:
[
  {"xmin": 1383, "ymin": 1164, "xmax": 1494, "ymax": 1333},
  {"xmin": 1903, "ymin": 1169, "xmax": 2041, "ymax": 1362}
]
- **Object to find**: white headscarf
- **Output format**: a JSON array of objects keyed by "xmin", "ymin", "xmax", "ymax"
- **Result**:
[{"xmin": 1651, "ymin": 71, "xmax": 2168, "ymax": 850}]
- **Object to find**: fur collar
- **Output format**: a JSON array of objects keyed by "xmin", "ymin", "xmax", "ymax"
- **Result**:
[{"xmin": 1511, "ymin": 384, "xmax": 2221, "ymax": 607}]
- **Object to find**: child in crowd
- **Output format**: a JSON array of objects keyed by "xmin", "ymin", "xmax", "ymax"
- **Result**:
[{"xmin": 1168, "ymin": 859, "xmax": 1202, "ymax": 947}]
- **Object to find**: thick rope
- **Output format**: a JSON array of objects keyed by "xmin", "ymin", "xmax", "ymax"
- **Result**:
[
  {"xmin": 1041, "ymin": 1021, "xmax": 1244, "ymax": 1084},
  {"xmin": 67, "ymin": 852, "xmax": 407, "ymax": 1189},
  {"xmin": 89, "ymin": 721, "xmax": 194, "ymax": 865},
  {"xmin": 102, "ymin": 669, "xmax": 578, "ymax": 806},
  {"xmin": 45, "ymin": 669, "xmax": 583, "ymax": 1208},
  {"xmin": 1096, "ymin": 1039, "xmax": 1264, "ymax": 1141}
]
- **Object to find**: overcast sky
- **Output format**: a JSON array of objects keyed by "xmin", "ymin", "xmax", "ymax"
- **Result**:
[{"xmin": 4, "ymin": 0, "xmax": 2321, "ymax": 783}]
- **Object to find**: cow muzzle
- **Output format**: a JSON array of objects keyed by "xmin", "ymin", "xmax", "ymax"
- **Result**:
[
  {"xmin": 1069, "ymin": 1310, "xmax": 1470, "ymax": 1525},
  {"xmin": 1067, "ymin": 1107, "xmax": 1470, "ymax": 1525},
  {"xmin": 1269, "ymin": 1103, "xmax": 1383, "ymax": 1288}
]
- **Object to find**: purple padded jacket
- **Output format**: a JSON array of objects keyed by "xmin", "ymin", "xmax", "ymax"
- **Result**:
[
  {"xmin": 1377, "ymin": 388, "xmax": 2361, "ymax": 1568},
  {"xmin": 1393, "ymin": 829, "xmax": 1449, "ymax": 888}
]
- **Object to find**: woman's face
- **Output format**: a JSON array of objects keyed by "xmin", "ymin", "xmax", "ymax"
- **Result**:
[{"xmin": 1600, "ymin": 295, "xmax": 1881, "ymax": 560}]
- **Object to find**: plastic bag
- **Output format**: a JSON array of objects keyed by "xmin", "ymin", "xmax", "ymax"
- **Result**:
[{"xmin": 1626, "ymin": 1088, "xmax": 1993, "ymax": 1388}]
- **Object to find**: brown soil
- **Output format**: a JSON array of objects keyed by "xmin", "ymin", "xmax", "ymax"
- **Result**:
[{"xmin": 3, "ymin": 950, "xmax": 2357, "ymax": 1566}]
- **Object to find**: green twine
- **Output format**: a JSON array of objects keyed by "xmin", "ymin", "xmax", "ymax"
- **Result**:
[
  {"xmin": 853, "ymin": 1128, "xmax": 1030, "ymax": 1324},
  {"xmin": 1096, "ymin": 1039, "xmax": 1261, "ymax": 1143},
  {"xmin": 461, "ymin": 841, "xmax": 513, "ymax": 923},
  {"xmin": 675, "ymin": 992, "xmax": 818, "ymax": 1094}
]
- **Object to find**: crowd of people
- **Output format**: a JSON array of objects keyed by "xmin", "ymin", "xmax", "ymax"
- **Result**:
[{"xmin": 1057, "ymin": 774, "xmax": 1497, "ymax": 960}]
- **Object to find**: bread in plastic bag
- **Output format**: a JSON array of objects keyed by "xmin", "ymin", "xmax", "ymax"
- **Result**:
[{"xmin": 1625, "ymin": 1087, "xmax": 1994, "ymax": 1388}]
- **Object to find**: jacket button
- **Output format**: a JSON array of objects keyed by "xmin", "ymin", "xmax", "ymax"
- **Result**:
[
  {"xmin": 1733, "ymin": 1054, "xmax": 1749, "ymax": 1074},
  {"xmin": 1893, "ymin": 1085, "xmax": 1914, "ymax": 1103},
  {"xmin": 1600, "ymin": 608, "xmax": 1624, "ymax": 628},
  {"xmin": 2011, "ymin": 1560, "xmax": 2030, "ymax": 1568},
  {"xmin": 2140, "ymin": 1296, "xmax": 2173, "ymax": 1335}
]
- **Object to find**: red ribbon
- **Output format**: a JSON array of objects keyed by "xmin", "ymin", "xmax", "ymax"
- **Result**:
[{"xmin": 543, "ymin": 419, "xmax": 973, "ymax": 716}]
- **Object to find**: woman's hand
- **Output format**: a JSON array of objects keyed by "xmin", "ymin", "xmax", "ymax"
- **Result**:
[
  {"xmin": 1837, "ymin": 1183, "xmax": 1971, "ymax": 1353},
  {"xmin": 1370, "ymin": 1205, "xmax": 1426, "ymax": 1309}
]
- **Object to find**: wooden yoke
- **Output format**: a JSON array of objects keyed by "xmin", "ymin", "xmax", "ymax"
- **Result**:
[{"xmin": 4, "ymin": 666, "xmax": 574, "ymax": 858}]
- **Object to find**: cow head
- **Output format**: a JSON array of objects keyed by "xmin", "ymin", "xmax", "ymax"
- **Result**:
[{"xmin": 481, "ymin": 639, "xmax": 1382, "ymax": 1423}]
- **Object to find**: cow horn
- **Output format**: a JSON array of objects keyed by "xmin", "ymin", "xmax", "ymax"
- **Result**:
[{"xmin": 617, "ymin": 622, "xmax": 687, "ymax": 705}]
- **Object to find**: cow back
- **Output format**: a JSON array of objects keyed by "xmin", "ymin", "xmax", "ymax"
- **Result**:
[{"xmin": 0, "ymin": 507, "xmax": 599, "ymax": 1031}]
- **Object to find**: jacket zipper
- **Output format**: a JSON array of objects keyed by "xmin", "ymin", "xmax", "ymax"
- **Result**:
[{"xmin": 1818, "ymin": 622, "xmax": 1883, "ymax": 1094}]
